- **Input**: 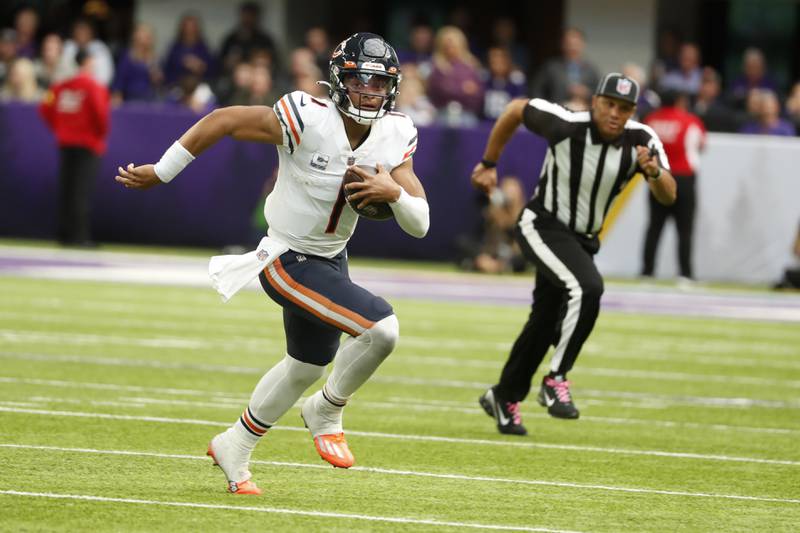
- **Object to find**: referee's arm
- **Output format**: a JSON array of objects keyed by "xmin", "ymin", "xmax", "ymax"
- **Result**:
[
  {"xmin": 471, "ymin": 99, "xmax": 529, "ymax": 195},
  {"xmin": 636, "ymin": 146, "xmax": 677, "ymax": 205}
]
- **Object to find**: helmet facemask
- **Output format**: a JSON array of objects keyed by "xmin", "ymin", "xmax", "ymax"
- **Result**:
[{"xmin": 331, "ymin": 70, "xmax": 399, "ymax": 125}]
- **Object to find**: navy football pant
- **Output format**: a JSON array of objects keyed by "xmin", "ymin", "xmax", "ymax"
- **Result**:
[{"xmin": 258, "ymin": 249, "xmax": 394, "ymax": 366}]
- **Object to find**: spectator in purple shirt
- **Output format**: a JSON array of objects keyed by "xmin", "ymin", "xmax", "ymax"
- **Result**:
[
  {"xmin": 163, "ymin": 13, "xmax": 214, "ymax": 86},
  {"xmin": 739, "ymin": 89, "xmax": 796, "ymax": 136},
  {"xmin": 660, "ymin": 42, "xmax": 702, "ymax": 97},
  {"xmin": 482, "ymin": 46, "xmax": 527, "ymax": 120},
  {"xmin": 728, "ymin": 48, "xmax": 779, "ymax": 110},
  {"xmin": 397, "ymin": 17, "xmax": 434, "ymax": 79},
  {"xmin": 111, "ymin": 24, "xmax": 163, "ymax": 104},
  {"xmin": 14, "ymin": 6, "xmax": 39, "ymax": 59},
  {"xmin": 427, "ymin": 25, "xmax": 484, "ymax": 124}
]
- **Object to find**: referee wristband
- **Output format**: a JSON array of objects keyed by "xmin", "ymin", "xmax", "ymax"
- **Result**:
[
  {"xmin": 154, "ymin": 141, "xmax": 195, "ymax": 183},
  {"xmin": 646, "ymin": 167, "xmax": 662, "ymax": 181},
  {"xmin": 480, "ymin": 158, "xmax": 497, "ymax": 168}
]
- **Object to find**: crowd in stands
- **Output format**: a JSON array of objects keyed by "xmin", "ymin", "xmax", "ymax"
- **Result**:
[{"xmin": 2, "ymin": 3, "xmax": 800, "ymax": 137}]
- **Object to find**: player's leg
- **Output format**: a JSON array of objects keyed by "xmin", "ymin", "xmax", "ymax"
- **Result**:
[
  {"xmin": 674, "ymin": 175, "xmax": 696, "ymax": 279},
  {"xmin": 642, "ymin": 191, "xmax": 670, "ymax": 277},
  {"xmin": 207, "ymin": 309, "xmax": 338, "ymax": 494},
  {"xmin": 71, "ymin": 149, "xmax": 98, "ymax": 245},
  {"xmin": 261, "ymin": 251, "xmax": 397, "ymax": 467},
  {"xmin": 518, "ymin": 209, "xmax": 603, "ymax": 420},
  {"xmin": 57, "ymin": 147, "xmax": 77, "ymax": 244},
  {"xmin": 480, "ymin": 269, "xmax": 563, "ymax": 435}
]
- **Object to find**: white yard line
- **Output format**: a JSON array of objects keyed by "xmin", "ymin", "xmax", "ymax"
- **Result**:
[
  {"xmin": 370, "ymin": 375, "xmax": 800, "ymax": 409},
  {"xmin": 9, "ymin": 391, "xmax": 799, "ymax": 438},
  {"xmin": 0, "ymin": 490, "xmax": 577, "ymax": 533},
  {"xmin": 3, "ymin": 295, "xmax": 799, "ymax": 349},
  {"xmin": 3, "ymin": 329, "xmax": 800, "ymax": 387},
  {"xmin": 0, "ymin": 406, "xmax": 797, "ymax": 467},
  {"xmin": 3, "ymin": 372, "xmax": 798, "ymax": 411},
  {"xmin": 2, "ymin": 444, "xmax": 798, "ymax": 505},
  {"xmin": 2, "ymin": 319, "xmax": 798, "ymax": 365}
]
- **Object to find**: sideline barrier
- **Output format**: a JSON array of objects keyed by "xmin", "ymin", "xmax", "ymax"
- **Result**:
[
  {"xmin": 598, "ymin": 133, "xmax": 800, "ymax": 284},
  {"xmin": 3, "ymin": 103, "xmax": 798, "ymax": 281}
]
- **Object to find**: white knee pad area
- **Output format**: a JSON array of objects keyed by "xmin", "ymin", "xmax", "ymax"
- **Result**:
[{"xmin": 364, "ymin": 314, "xmax": 400, "ymax": 357}]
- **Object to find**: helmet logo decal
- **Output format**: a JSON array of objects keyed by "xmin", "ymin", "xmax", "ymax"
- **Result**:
[
  {"xmin": 361, "ymin": 62, "xmax": 386, "ymax": 71},
  {"xmin": 616, "ymin": 79, "xmax": 632, "ymax": 95}
]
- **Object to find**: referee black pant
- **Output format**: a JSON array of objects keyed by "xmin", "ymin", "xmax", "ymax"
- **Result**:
[
  {"xmin": 58, "ymin": 146, "xmax": 99, "ymax": 245},
  {"xmin": 496, "ymin": 207, "xmax": 603, "ymax": 403},
  {"xmin": 642, "ymin": 174, "xmax": 696, "ymax": 278}
]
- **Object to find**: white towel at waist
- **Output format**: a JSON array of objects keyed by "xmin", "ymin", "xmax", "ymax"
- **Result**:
[{"xmin": 209, "ymin": 236, "xmax": 289, "ymax": 302}]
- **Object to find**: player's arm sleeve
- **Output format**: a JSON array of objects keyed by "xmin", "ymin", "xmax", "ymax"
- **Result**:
[
  {"xmin": 389, "ymin": 158, "xmax": 429, "ymax": 238},
  {"xmin": 272, "ymin": 91, "xmax": 325, "ymax": 154},
  {"xmin": 636, "ymin": 125, "xmax": 671, "ymax": 172},
  {"xmin": 522, "ymin": 98, "xmax": 576, "ymax": 143}
]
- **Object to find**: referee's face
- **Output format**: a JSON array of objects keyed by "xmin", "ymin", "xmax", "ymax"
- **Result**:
[{"xmin": 591, "ymin": 95, "xmax": 636, "ymax": 140}]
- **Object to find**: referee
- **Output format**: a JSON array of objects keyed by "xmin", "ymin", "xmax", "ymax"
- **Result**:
[{"xmin": 473, "ymin": 73, "xmax": 676, "ymax": 435}]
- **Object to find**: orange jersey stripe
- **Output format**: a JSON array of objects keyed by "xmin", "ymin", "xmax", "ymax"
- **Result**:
[
  {"xmin": 279, "ymin": 98, "xmax": 301, "ymax": 146},
  {"xmin": 402, "ymin": 145, "xmax": 417, "ymax": 160}
]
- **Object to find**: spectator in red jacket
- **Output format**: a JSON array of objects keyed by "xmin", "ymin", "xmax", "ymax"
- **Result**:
[
  {"xmin": 40, "ymin": 48, "xmax": 110, "ymax": 247},
  {"xmin": 642, "ymin": 90, "xmax": 706, "ymax": 282}
]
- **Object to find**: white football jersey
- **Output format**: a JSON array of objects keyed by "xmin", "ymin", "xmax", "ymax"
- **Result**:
[{"xmin": 264, "ymin": 91, "xmax": 418, "ymax": 258}]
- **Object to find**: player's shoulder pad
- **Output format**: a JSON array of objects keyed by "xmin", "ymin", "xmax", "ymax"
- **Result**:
[
  {"xmin": 273, "ymin": 91, "xmax": 330, "ymax": 153},
  {"xmin": 384, "ymin": 111, "xmax": 418, "ymax": 164}
]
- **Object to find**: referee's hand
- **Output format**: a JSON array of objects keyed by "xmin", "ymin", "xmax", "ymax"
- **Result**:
[
  {"xmin": 636, "ymin": 146, "xmax": 659, "ymax": 178},
  {"xmin": 471, "ymin": 162, "xmax": 498, "ymax": 196}
]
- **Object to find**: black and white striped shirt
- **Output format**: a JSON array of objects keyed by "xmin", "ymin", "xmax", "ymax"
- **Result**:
[{"xmin": 523, "ymin": 98, "xmax": 670, "ymax": 235}]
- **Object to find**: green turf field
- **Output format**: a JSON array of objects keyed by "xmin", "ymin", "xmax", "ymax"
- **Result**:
[{"xmin": 1, "ymin": 274, "xmax": 798, "ymax": 532}]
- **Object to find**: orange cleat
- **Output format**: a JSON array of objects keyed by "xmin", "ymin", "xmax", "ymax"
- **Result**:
[
  {"xmin": 225, "ymin": 479, "xmax": 262, "ymax": 495},
  {"xmin": 207, "ymin": 441, "xmax": 262, "ymax": 495},
  {"xmin": 312, "ymin": 433, "xmax": 354, "ymax": 468}
]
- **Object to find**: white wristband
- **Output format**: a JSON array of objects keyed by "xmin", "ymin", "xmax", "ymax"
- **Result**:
[
  {"xmin": 389, "ymin": 188, "xmax": 430, "ymax": 238},
  {"xmin": 154, "ymin": 141, "xmax": 195, "ymax": 183}
]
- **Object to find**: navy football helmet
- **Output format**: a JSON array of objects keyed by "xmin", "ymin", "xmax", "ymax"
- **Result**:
[{"xmin": 327, "ymin": 33, "xmax": 401, "ymax": 125}]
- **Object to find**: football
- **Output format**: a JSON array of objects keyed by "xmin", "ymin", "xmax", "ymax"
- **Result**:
[{"xmin": 343, "ymin": 166, "xmax": 394, "ymax": 221}]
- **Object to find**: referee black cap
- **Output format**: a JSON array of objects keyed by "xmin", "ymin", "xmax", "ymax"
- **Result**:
[{"xmin": 595, "ymin": 73, "xmax": 640, "ymax": 104}]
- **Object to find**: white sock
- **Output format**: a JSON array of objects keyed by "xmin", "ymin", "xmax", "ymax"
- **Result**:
[
  {"xmin": 230, "ymin": 354, "xmax": 325, "ymax": 451},
  {"xmin": 325, "ymin": 315, "xmax": 399, "ymax": 403}
]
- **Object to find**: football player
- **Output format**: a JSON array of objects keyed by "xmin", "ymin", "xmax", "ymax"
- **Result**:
[{"xmin": 116, "ymin": 33, "xmax": 429, "ymax": 495}]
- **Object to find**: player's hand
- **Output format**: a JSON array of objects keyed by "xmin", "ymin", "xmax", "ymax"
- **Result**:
[
  {"xmin": 115, "ymin": 163, "xmax": 162, "ymax": 190},
  {"xmin": 345, "ymin": 164, "xmax": 402, "ymax": 208},
  {"xmin": 471, "ymin": 162, "xmax": 498, "ymax": 196},
  {"xmin": 636, "ymin": 146, "xmax": 659, "ymax": 178}
]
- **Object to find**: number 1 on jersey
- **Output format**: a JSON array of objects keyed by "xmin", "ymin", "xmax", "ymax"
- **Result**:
[{"xmin": 325, "ymin": 185, "xmax": 347, "ymax": 233}]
